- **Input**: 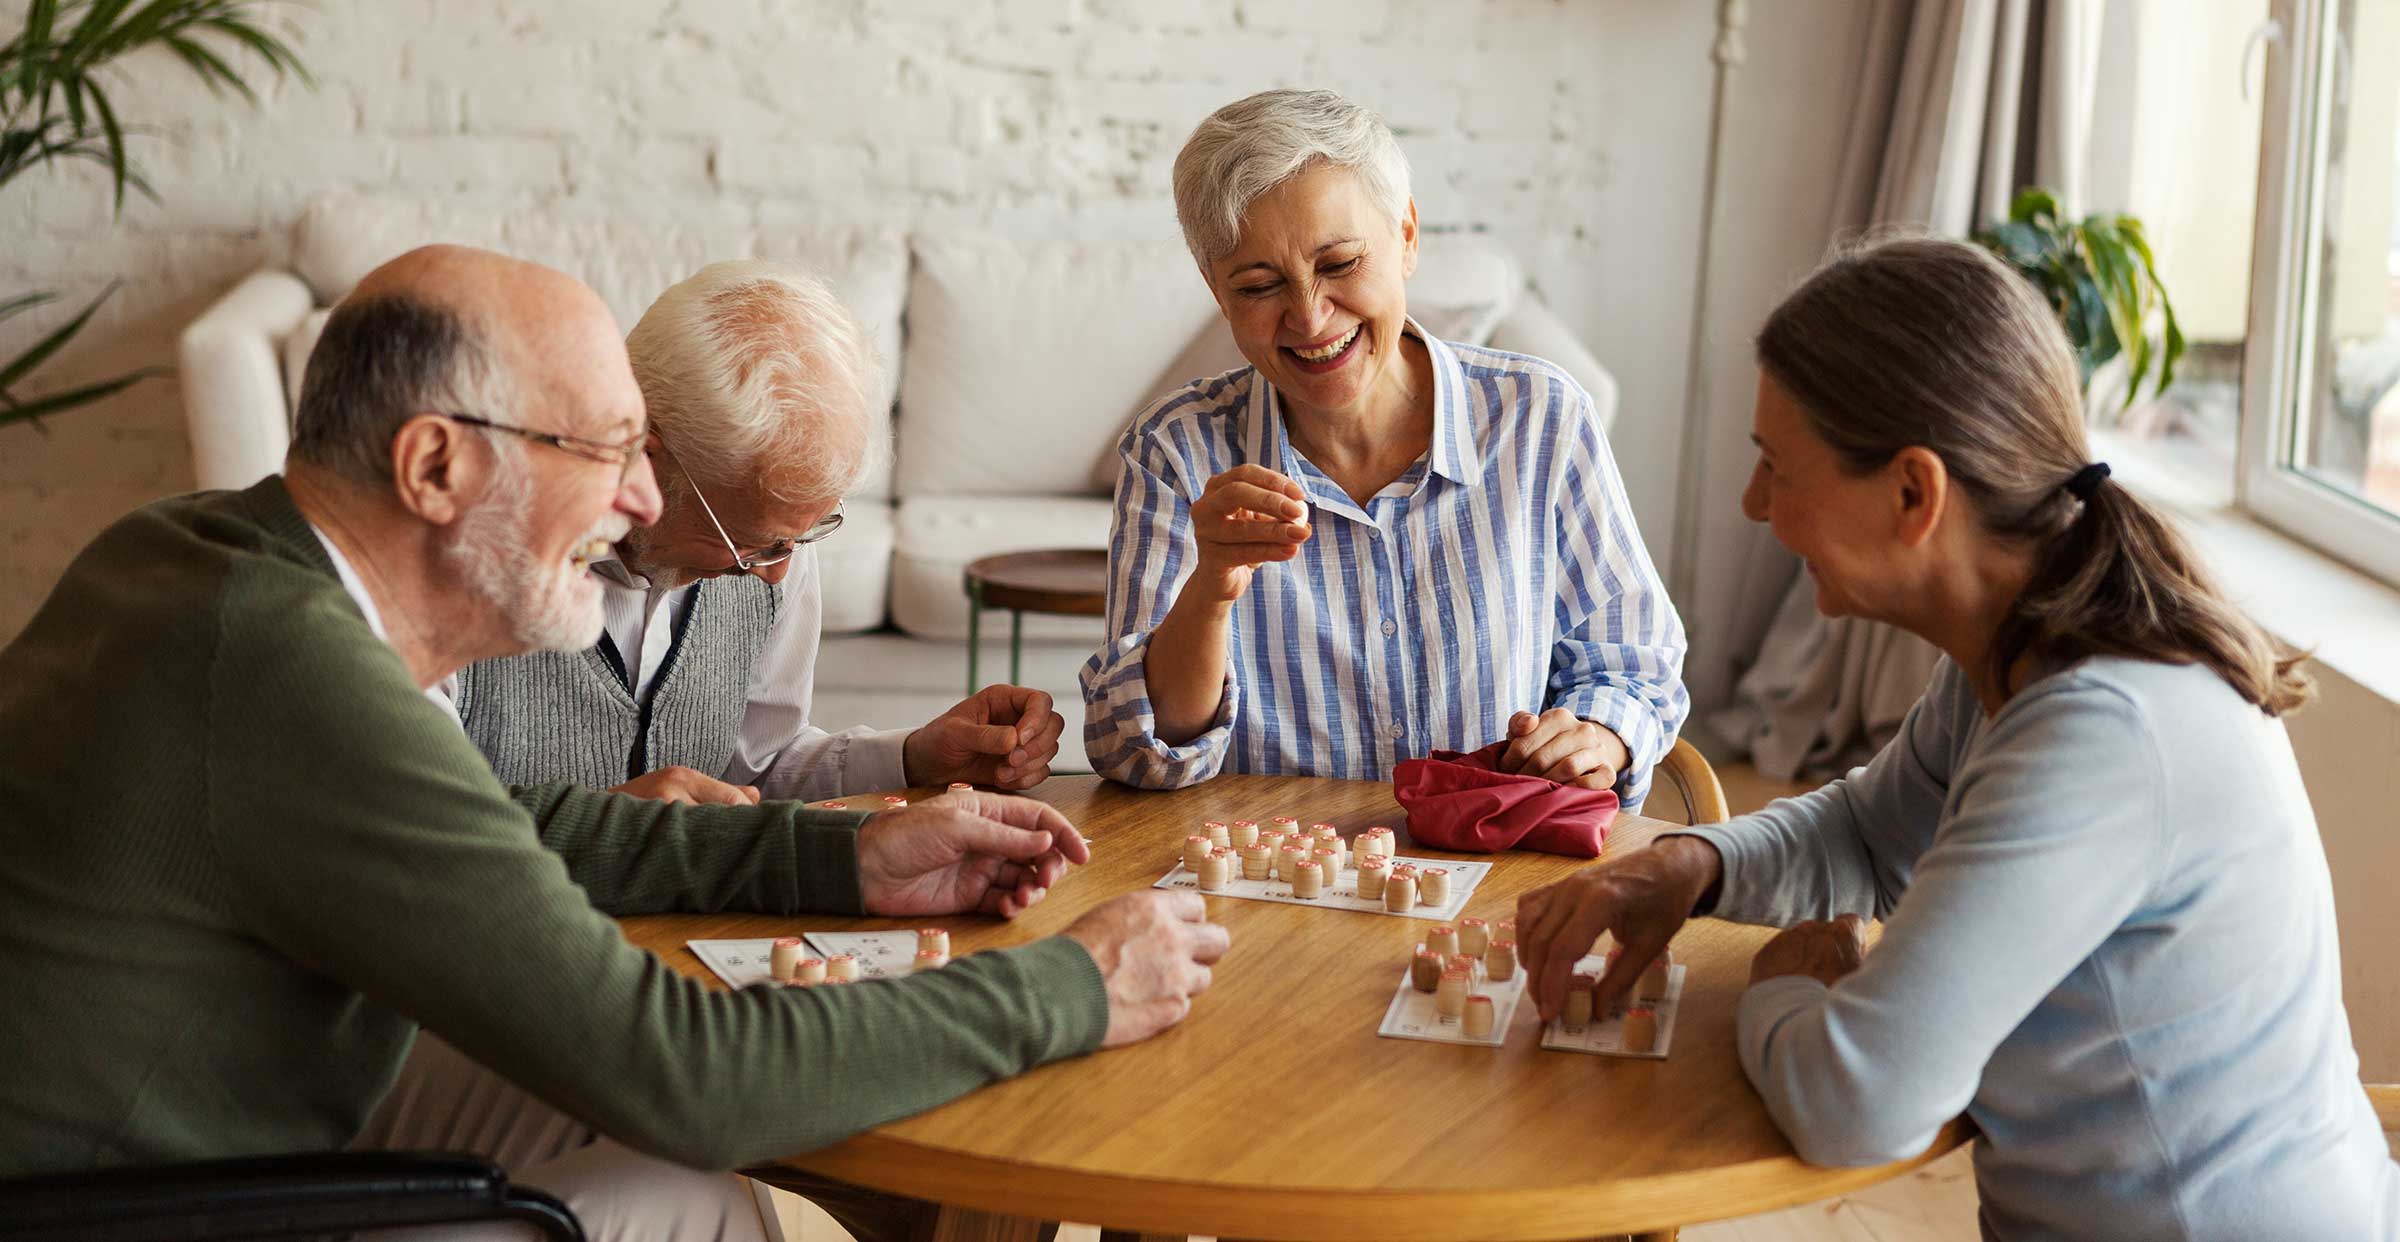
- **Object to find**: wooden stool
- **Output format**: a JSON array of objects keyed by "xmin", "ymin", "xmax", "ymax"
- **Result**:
[{"xmin": 961, "ymin": 549, "xmax": 1107, "ymax": 693}]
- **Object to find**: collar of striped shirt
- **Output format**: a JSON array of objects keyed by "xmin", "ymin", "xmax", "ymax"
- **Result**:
[{"xmin": 1239, "ymin": 317, "xmax": 1482, "ymax": 523}]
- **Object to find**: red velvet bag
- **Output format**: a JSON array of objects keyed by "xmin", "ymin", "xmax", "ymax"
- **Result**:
[{"xmin": 1391, "ymin": 743, "xmax": 1619, "ymax": 858}]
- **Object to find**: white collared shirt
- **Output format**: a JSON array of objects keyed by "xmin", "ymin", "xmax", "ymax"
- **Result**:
[
  {"xmin": 310, "ymin": 524, "xmax": 461, "ymax": 720},
  {"xmin": 426, "ymin": 544, "xmax": 910, "ymax": 800},
  {"xmin": 1081, "ymin": 322, "xmax": 1689, "ymax": 804}
]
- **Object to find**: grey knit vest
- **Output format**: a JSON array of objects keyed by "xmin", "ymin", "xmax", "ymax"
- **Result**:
[{"xmin": 454, "ymin": 574, "xmax": 778, "ymax": 788}]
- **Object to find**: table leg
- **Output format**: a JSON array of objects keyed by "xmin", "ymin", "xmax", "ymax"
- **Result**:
[
  {"xmin": 1008, "ymin": 609, "xmax": 1024, "ymax": 685},
  {"xmin": 966, "ymin": 580, "xmax": 984, "ymax": 695},
  {"xmin": 927, "ymin": 1206, "xmax": 1052, "ymax": 1242}
]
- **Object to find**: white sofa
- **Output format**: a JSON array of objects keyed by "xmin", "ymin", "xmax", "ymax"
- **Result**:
[{"xmin": 179, "ymin": 197, "xmax": 1619, "ymax": 762}]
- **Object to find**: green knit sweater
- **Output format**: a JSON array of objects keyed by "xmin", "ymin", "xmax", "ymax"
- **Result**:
[{"xmin": 0, "ymin": 477, "xmax": 1109, "ymax": 1173}]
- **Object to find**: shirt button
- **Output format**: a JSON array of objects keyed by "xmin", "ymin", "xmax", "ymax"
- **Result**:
[
  {"xmin": 1380, "ymin": 619, "xmax": 1397, "ymax": 636},
  {"xmin": 1388, "ymin": 723, "xmax": 1405, "ymax": 739}
]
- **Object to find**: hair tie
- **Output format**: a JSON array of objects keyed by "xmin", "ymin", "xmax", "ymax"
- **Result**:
[{"xmin": 2064, "ymin": 461, "xmax": 2111, "ymax": 502}]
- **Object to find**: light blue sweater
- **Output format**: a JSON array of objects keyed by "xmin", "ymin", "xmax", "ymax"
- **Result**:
[{"xmin": 1680, "ymin": 656, "xmax": 2398, "ymax": 1241}]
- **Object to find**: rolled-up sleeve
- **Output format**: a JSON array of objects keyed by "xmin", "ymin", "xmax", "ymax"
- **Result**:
[
  {"xmin": 1544, "ymin": 393, "xmax": 1689, "ymax": 808},
  {"xmin": 1080, "ymin": 419, "xmax": 1241, "ymax": 789}
]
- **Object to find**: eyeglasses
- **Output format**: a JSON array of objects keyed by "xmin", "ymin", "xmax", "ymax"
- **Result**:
[
  {"xmin": 682, "ymin": 469, "xmax": 844, "ymax": 574},
  {"xmin": 440, "ymin": 412, "xmax": 649, "ymax": 482}
]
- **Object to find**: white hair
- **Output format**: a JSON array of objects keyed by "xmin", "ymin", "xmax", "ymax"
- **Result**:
[
  {"xmin": 1171, "ymin": 88, "xmax": 1413, "ymax": 267},
  {"xmin": 624, "ymin": 259, "xmax": 884, "ymax": 510}
]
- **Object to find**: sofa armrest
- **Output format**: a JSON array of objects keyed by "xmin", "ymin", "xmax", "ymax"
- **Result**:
[
  {"xmin": 1489, "ymin": 295, "xmax": 1619, "ymax": 436},
  {"xmin": 178, "ymin": 268, "xmax": 316, "ymax": 492},
  {"xmin": 0, "ymin": 1150, "xmax": 582, "ymax": 1242}
]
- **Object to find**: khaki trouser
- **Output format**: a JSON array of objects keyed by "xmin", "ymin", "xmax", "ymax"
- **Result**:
[{"xmin": 352, "ymin": 1033, "xmax": 935, "ymax": 1242}]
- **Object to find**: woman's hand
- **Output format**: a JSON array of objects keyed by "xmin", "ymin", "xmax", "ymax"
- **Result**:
[
  {"xmin": 1749, "ymin": 914, "xmax": 1868, "ymax": 987},
  {"xmin": 1186, "ymin": 464, "xmax": 1310, "ymax": 605},
  {"xmin": 1496, "ymin": 708, "xmax": 1630, "ymax": 789},
  {"xmin": 1516, "ymin": 835, "xmax": 1722, "ymax": 1022}
]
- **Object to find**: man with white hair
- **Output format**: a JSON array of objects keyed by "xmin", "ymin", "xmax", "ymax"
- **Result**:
[
  {"xmin": 448, "ymin": 258, "xmax": 1065, "ymax": 808},
  {"xmin": 0, "ymin": 245, "xmax": 1226, "ymax": 1239}
]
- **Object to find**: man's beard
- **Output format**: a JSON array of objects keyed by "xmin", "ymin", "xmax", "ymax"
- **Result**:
[{"xmin": 443, "ymin": 481, "xmax": 617, "ymax": 654}]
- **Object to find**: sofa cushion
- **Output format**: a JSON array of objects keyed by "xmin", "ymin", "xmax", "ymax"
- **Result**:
[
  {"xmin": 888, "ymin": 495, "xmax": 1114, "ymax": 641},
  {"xmin": 279, "ymin": 308, "xmax": 333, "ymax": 422},
  {"xmin": 814, "ymin": 499, "xmax": 894, "ymax": 634},
  {"xmin": 895, "ymin": 236, "xmax": 1221, "ymax": 499},
  {"xmin": 289, "ymin": 196, "xmax": 909, "ymax": 498}
]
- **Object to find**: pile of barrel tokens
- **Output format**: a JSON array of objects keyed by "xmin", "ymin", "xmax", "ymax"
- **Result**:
[
  {"xmin": 1403, "ymin": 917, "xmax": 1519, "ymax": 1038},
  {"xmin": 1560, "ymin": 946, "xmax": 1675, "ymax": 1053},
  {"xmin": 767, "ymin": 929, "xmax": 953, "ymax": 987}
]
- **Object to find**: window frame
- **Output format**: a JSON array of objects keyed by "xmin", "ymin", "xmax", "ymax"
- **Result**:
[{"xmin": 2239, "ymin": 0, "xmax": 2400, "ymax": 587}]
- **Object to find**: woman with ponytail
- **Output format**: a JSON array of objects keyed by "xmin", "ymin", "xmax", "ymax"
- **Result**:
[{"xmin": 1516, "ymin": 237, "xmax": 2397, "ymax": 1240}]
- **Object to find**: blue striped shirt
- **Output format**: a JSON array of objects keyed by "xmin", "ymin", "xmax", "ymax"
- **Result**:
[{"xmin": 1079, "ymin": 326, "xmax": 1689, "ymax": 806}]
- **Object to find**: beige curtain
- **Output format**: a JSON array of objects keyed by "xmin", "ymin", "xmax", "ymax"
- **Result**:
[{"xmin": 1708, "ymin": 0, "xmax": 2103, "ymax": 781}]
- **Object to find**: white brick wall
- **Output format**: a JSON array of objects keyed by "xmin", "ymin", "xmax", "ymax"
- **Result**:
[{"xmin": 0, "ymin": 0, "xmax": 1714, "ymax": 644}]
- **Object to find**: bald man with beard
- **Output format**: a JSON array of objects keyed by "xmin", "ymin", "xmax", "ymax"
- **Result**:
[{"xmin": 0, "ymin": 246, "xmax": 1227, "ymax": 1239}]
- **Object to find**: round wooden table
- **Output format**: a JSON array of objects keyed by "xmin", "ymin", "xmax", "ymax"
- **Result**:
[
  {"xmin": 961, "ymin": 549, "xmax": 1108, "ymax": 694},
  {"xmin": 621, "ymin": 775, "xmax": 1964, "ymax": 1241}
]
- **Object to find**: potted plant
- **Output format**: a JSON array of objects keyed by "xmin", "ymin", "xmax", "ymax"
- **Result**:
[
  {"xmin": 1, "ymin": 0, "xmax": 307, "ymax": 432},
  {"xmin": 1973, "ymin": 186, "xmax": 2185, "ymax": 417}
]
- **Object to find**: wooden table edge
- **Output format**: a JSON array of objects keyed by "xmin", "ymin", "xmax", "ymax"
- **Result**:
[{"xmin": 766, "ymin": 1120, "xmax": 1972, "ymax": 1240}]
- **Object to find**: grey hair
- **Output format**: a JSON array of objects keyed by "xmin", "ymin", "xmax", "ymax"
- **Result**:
[
  {"xmin": 1172, "ymin": 88, "xmax": 1412, "ymax": 267},
  {"xmin": 625, "ymin": 259, "xmax": 883, "ymax": 511},
  {"xmin": 289, "ymin": 294, "xmax": 515, "ymax": 483}
]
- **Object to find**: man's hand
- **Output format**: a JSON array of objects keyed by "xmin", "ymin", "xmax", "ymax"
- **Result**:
[
  {"xmin": 1750, "ymin": 913, "xmax": 1868, "ymax": 987},
  {"xmin": 609, "ymin": 765, "xmax": 760, "ymax": 806},
  {"xmin": 1060, "ymin": 890, "xmax": 1229, "ymax": 1048},
  {"xmin": 857, "ymin": 791, "xmax": 1090, "ymax": 918},
  {"xmin": 904, "ymin": 685, "xmax": 1065, "ymax": 790},
  {"xmin": 1515, "ymin": 835, "xmax": 1721, "ymax": 1022},
  {"xmin": 1187, "ymin": 464, "xmax": 1310, "ymax": 604},
  {"xmin": 1496, "ymin": 708, "xmax": 1631, "ymax": 789}
]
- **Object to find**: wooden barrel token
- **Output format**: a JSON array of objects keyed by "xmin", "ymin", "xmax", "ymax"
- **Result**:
[
  {"xmin": 1436, "ymin": 967, "xmax": 1470, "ymax": 1020},
  {"xmin": 1463, "ymin": 994, "xmax": 1497, "ymax": 1039},
  {"xmin": 1638, "ymin": 947, "xmax": 1675, "ymax": 1003},
  {"xmin": 917, "ymin": 929, "xmax": 951, "ymax": 957},
  {"xmin": 1485, "ymin": 938, "xmax": 1518, "ymax": 981},
  {"xmin": 1410, "ymin": 947, "xmax": 1443, "ymax": 993},
  {"xmin": 1459, "ymin": 917, "xmax": 1490, "ymax": 957},
  {"xmin": 770, "ymin": 937, "xmax": 804, "ymax": 982},
  {"xmin": 825, "ymin": 953, "xmax": 861, "ymax": 981},
  {"xmin": 1418, "ymin": 868, "xmax": 1451, "ymax": 908},
  {"xmin": 1292, "ymin": 859, "xmax": 1323, "ymax": 899},
  {"xmin": 912, "ymin": 948, "xmax": 948, "ymax": 972},
  {"xmin": 1426, "ymin": 925, "xmax": 1461, "ymax": 958},
  {"xmin": 794, "ymin": 956, "xmax": 827, "ymax": 985},
  {"xmin": 1355, "ymin": 855, "xmax": 1389, "ymax": 899},
  {"xmin": 1623, "ymin": 1006, "xmax": 1660, "ymax": 1053},
  {"xmin": 1384, "ymin": 873, "xmax": 1417, "ymax": 914},
  {"xmin": 1563, "ymin": 982, "xmax": 1594, "ymax": 1034}
]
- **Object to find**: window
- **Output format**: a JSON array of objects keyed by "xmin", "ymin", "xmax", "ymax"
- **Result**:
[{"xmin": 2243, "ymin": 0, "xmax": 2400, "ymax": 584}]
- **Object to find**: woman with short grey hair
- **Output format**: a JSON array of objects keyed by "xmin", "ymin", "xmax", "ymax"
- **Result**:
[{"xmin": 1082, "ymin": 89, "xmax": 1689, "ymax": 798}]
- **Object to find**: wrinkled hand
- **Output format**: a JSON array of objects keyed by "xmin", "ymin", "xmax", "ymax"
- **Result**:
[
  {"xmin": 1061, "ymin": 890, "xmax": 1229, "ymax": 1048},
  {"xmin": 1188, "ymin": 464, "xmax": 1310, "ymax": 604},
  {"xmin": 609, "ymin": 765, "xmax": 760, "ymax": 806},
  {"xmin": 857, "ymin": 791, "xmax": 1089, "ymax": 918},
  {"xmin": 905, "ymin": 684, "xmax": 1065, "ymax": 790},
  {"xmin": 1495, "ymin": 708, "xmax": 1630, "ymax": 789},
  {"xmin": 1516, "ymin": 835, "xmax": 1721, "ymax": 1022},
  {"xmin": 1750, "ymin": 913, "xmax": 1868, "ymax": 987}
]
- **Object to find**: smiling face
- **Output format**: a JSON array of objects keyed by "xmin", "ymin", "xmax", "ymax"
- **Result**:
[
  {"xmin": 1205, "ymin": 161, "xmax": 1418, "ymax": 422},
  {"xmin": 1741, "ymin": 371, "xmax": 1911, "ymax": 622}
]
